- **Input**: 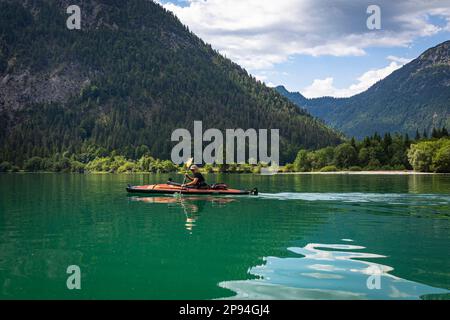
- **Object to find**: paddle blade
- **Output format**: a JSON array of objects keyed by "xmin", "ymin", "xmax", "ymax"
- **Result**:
[{"xmin": 185, "ymin": 157, "xmax": 194, "ymax": 168}]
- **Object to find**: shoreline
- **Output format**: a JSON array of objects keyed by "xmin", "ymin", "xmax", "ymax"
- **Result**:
[
  {"xmin": 1, "ymin": 170, "xmax": 447, "ymax": 175},
  {"xmin": 279, "ymin": 170, "xmax": 442, "ymax": 175}
]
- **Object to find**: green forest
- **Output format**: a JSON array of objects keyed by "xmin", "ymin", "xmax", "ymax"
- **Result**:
[{"xmin": 1, "ymin": 128, "xmax": 449, "ymax": 173}]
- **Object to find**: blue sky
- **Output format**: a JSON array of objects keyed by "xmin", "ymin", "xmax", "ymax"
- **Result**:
[{"xmin": 157, "ymin": 0, "xmax": 450, "ymax": 98}]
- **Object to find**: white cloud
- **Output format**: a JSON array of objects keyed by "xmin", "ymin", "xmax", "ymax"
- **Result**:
[
  {"xmin": 387, "ymin": 55, "xmax": 413, "ymax": 64},
  {"xmin": 301, "ymin": 77, "xmax": 340, "ymax": 98},
  {"xmin": 254, "ymin": 74, "xmax": 267, "ymax": 82},
  {"xmin": 301, "ymin": 59, "xmax": 407, "ymax": 98},
  {"xmin": 159, "ymin": 0, "xmax": 450, "ymax": 71},
  {"xmin": 254, "ymin": 70, "xmax": 287, "ymax": 86}
]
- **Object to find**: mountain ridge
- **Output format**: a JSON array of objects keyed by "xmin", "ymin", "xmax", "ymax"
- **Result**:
[{"xmin": 276, "ymin": 40, "xmax": 450, "ymax": 139}]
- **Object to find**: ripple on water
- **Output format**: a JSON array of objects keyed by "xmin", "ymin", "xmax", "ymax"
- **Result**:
[{"xmin": 219, "ymin": 243, "xmax": 449, "ymax": 300}]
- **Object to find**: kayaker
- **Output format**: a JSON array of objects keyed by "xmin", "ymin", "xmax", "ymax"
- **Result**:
[{"xmin": 182, "ymin": 165, "xmax": 208, "ymax": 189}]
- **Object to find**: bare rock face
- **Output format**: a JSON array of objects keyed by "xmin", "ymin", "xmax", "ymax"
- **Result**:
[
  {"xmin": 417, "ymin": 41, "xmax": 450, "ymax": 68},
  {"xmin": 20, "ymin": 0, "xmax": 119, "ymax": 31},
  {"xmin": 0, "ymin": 1, "xmax": 107, "ymax": 111},
  {"xmin": 0, "ymin": 63, "xmax": 91, "ymax": 111}
]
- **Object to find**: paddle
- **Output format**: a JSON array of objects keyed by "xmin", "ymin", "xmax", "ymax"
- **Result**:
[{"xmin": 176, "ymin": 157, "xmax": 194, "ymax": 197}]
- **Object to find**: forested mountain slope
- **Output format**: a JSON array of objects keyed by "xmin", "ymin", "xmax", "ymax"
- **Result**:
[{"xmin": 0, "ymin": 0, "xmax": 341, "ymax": 165}]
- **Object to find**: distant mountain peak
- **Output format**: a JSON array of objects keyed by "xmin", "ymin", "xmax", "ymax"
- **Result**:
[{"xmin": 274, "ymin": 85, "xmax": 290, "ymax": 94}]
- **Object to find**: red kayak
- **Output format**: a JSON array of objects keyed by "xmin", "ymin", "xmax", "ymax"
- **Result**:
[{"xmin": 126, "ymin": 182, "xmax": 258, "ymax": 196}]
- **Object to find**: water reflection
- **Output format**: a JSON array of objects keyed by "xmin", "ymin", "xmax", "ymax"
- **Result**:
[
  {"xmin": 219, "ymin": 243, "xmax": 449, "ymax": 300},
  {"xmin": 130, "ymin": 196, "xmax": 236, "ymax": 232}
]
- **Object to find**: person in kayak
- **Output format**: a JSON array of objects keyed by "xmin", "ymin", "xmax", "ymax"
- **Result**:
[{"xmin": 182, "ymin": 165, "xmax": 208, "ymax": 189}]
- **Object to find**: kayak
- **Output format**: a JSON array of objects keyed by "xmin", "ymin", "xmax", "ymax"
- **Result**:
[
  {"xmin": 126, "ymin": 182, "xmax": 258, "ymax": 196},
  {"xmin": 130, "ymin": 196, "xmax": 238, "ymax": 204}
]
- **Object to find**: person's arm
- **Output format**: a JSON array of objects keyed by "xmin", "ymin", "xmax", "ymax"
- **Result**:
[
  {"xmin": 183, "ymin": 178, "xmax": 199, "ymax": 187},
  {"xmin": 185, "ymin": 174, "xmax": 194, "ymax": 181}
]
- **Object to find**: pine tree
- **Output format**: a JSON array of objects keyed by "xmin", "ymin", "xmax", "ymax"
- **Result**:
[
  {"xmin": 383, "ymin": 133, "xmax": 392, "ymax": 149},
  {"xmin": 431, "ymin": 127, "xmax": 439, "ymax": 139},
  {"xmin": 404, "ymin": 133, "xmax": 410, "ymax": 147},
  {"xmin": 415, "ymin": 129, "xmax": 421, "ymax": 141},
  {"xmin": 373, "ymin": 132, "xmax": 381, "ymax": 142}
]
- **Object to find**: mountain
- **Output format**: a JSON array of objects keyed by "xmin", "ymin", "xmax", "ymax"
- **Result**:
[
  {"xmin": 0, "ymin": 0, "xmax": 342, "ymax": 165},
  {"xmin": 276, "ymin": 41, "xmax": 450, "ymax": 139}
]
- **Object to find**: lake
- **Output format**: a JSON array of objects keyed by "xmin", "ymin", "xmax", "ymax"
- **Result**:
[{"xmin": 0, "ymin": 173, "xmax": 449, "ymax": 299}]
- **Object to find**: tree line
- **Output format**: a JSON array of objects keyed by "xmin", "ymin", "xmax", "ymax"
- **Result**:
[
  {"xmin": 0, "ymin": 144, "xmax": 270, "ymax": 174},
  {"xmin": 1, "ymin": 128, "xmax": 449, "ymax": 173},
  {"xmin": 287, "ymin": 128, "xmax": 450, "ymax": 173}
]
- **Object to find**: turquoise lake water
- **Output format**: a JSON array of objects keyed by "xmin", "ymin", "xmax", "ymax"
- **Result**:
[{"xmin": 0, "ymin": 173, "xmax": 449, "ymax": 299}]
